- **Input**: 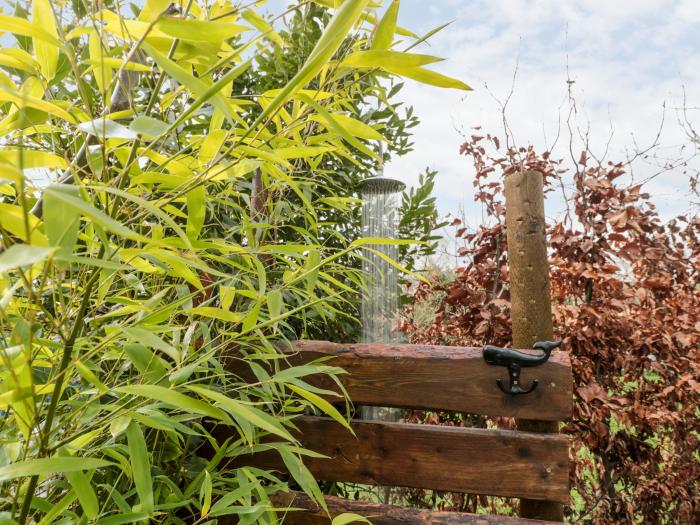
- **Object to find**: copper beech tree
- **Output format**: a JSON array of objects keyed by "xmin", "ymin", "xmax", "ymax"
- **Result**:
[{"xmin": 400, "ymin": 133, "xmax": 700, "ymax": 523}]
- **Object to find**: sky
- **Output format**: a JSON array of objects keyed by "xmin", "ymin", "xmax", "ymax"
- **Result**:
[
  {"xmin": 6, "ymin": 0, "xmax": 699, "ymax": 237},
  {"xmin": 377, "ymin": 0, "xmax": 700, "ymax": 235}
]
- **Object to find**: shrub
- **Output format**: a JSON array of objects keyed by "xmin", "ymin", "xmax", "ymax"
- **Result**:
[{"xmin": 400, "ymin": 133, "xmax": 700, "ymax": 523}]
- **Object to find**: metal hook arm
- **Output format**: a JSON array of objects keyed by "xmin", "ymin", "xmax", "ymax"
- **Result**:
[{"xmin": 483, "ymin": 341, "xmax": 561, "ymax": 395}]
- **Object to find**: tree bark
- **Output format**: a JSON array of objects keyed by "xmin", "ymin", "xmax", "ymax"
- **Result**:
[{"xmin": 504, "ymin": 170, "xmax": 564, "ymax": 521}]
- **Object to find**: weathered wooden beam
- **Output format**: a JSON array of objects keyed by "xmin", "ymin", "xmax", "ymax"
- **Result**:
[
  {"xmin": 226, "ymin": 340, "xmax": 571, "ymax": 421},
  {"xmin": 223, "ymin": 416, "xmax": 570, "ymax": 503},
  {"xmin": 221, "ymin": 491, "xmax": 561, "ymax": 525},
  {"xmin": 505, "ymin": 170, "xmax": 565, "ymax": 520}
]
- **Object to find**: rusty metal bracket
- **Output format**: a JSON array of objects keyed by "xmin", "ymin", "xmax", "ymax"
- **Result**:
[{"xmin": 482, "ymin": 341, "xmax": 561, "ymax": 395}]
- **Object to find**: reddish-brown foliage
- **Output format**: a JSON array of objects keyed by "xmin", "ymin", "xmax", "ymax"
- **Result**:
[{"xmin": 399, "ymin": 132, "xmax": 700, "ymax": 524}]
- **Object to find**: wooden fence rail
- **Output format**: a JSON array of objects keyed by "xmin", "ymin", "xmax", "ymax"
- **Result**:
[
  {"xmin": 259, "ymin": 492, "xmax": 562, "ymax": 525},
  {"xmin": 221, "ymin": 416, "xmax": 569, "ymax": 502},
  {"xmin": 228, "ymin": 340, "xmax": 572, "ymax": 421}
]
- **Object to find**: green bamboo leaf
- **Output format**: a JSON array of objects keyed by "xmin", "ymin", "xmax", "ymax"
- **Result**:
[
  {"xmin": 83, "ymin": 57, "xmax": 151, "ymax": 72},
  {"xmin": 43, "ymin": 184, "xmax": 147, "ymax": 242},
  {"xmin": 296, "ymin": 93, "xmax": 377, "ymax": 160},
  {"xmin": 96, "ymin": 513, "xmax": 151, "ymax": 525},
  {"xmin": 86, "ymin": 184, "xmax": 193, "ymax": 251},
  {"xmin": 0, "ymin": 68, "xmax": 18, "ymax": 90},
  {"xmin": 332, "ymin": 514, "xmax": 372, "ymax": 525},
  {"xmin": 0, "ymin": 162, "xmax": 23, "ymax": 184},
  {"xmin": 198, "ymin": 129, "xmax": 227, "ymax": 164},
  {"xmin": 126, "ymin": 421, "xmax": 154, "ymax": 512},
  {"xmin": 0, "ymin": 385, "xmax": 55, "ymax": 410},
  {"xmin": 309, "ymin": 113, "xmax": 385, "ymax": 141},
  {"xmin": 384, "ymin": 65, "xmax": 472, "ymax": 90},
  {"xmin": 353, "ymin": 5, "xmax": 418, "ymax": 38},
  {"xmin": 0, "ymin": 203, "xmax": 46, "ymax": 245},
  {"xmin": 36, "ymin": 490, "xmax": 77, "ymax": 525},
  {"xmin": 0, "ymin": 245, "xmax": 55, "ymax": 274},
  {"xmin": 255, "ymin": 0, "xmax": 370, "ymax": 125},
  {"xmin": 121, "ymin": 326, "xmax": 179, "ymax": 362},
  {"xmin": 0, "ymin": 149, "xmax": 67, "ymax": 169},
  {"xmin": 219, "ymin": 285, "xmax": 236, "ymax": 311},
  {"xmin": 43, "ymin": 184, "xmax": 80, "ymax": 257},
  {"xmin": 209, "ymin": 503, "xmax": 266, "ymax": 518},
  {"xmin": 405, "ymin": 21, "xmax": 453, "ymax": 52},
  {"xmin": 187, "ymin": 306, "xmax": 243, "ymax": 324},
  {"xmin": 364, "ymin": 246, "xmax": 429, "ymax": 284},
  {"xmin": 208, "ymin": 478, "xmax": 255, "ymax": 516},
  {"xmin": 241, "ymin": 300, "xmax": 261, "ymax": 333},
  {"xmin": 200, "ymin": 470, "xmax": 212, "ymax": 518},
  {"xmin": 53, "ymin": 254, "xmax": 128, "ymax": 270},
  {"xmin": 266, "ymin": 289, "xmax": 283, "ymax": 320},
  {"xmin": 74, "ymin": 359, "xmax": 109, "ymax": 393},
  {"xmin": 115, "ymin": 385, "xmax": 229, "ymax": 422},
  {"xmin": 132, "ymin": 411, "xmax": 198, "ymax": 436},
  {"xmin": 371, "ymin": 0, "xmax": 399, "ymax": 50},
  {"xmin": 78, "ymin": 118, "xmax": 138, "ymax": 139},
  {"xmin": 64, "ymin": 469, "xmax": 99, "ymax": 520},
  {"xmin": 274, "ymin": 146, "xmax": 335, "ymax": 159},
  {"xmin": 139, "ymin": 0, "xmax": 171, "ymax": 22},
  {"xmin": 123, "ymin": 343, "xmax": 169, "ymax": 383},
  {"xmin": 130, "ymin": 116, "xmax": 170, "ymax": 138},
  {"xmin": 158, "ymin": 253, "xmax": 206, "ymax": 292},
  {"xmin": 238, "ymin": 145, "xmax": 288, "ymax": 166},
  {"xmin": 155, "ymin": 18, "xmax": 249, "ymax": 42},
  {"xmin": 88, "ymin": 30, "xmax": 110, "ymax": 94},
  {"xmin": 350, "ymin": 237, "xmax": 420, "ymax": 247},
  {"xmin": 109, "ymin": 416, "xmax": 131, "ymax": 438},
  {"xmin": 304, "ymin": 250, "xmax": 321, "ymax": 292},
  {"xmin": 242, "ymin": 9, "xmax": 284, "ymax": 46},
  {"xmin": 0, "ymin": 48, "xmax": 40, "ymax": 74},
  {"xmin": 141, "ymin": 42, "xmax": 233, "ymax": 119},
  {"xmin": 8, "ymin": 107, "xmax": 50, "ymax": 134},
  {"xmin": 272, "ymin": 363, "xmax": 341, "ymax": 384},
  {"xmin": 167, "ymin": 60, "xmax": 251, "ymax": 132},
  {"xmin": 0, "ymin": 457, "xmax": 113, "ymax": 482},
  {"xmin": 340, "ymin": 50, "xmax": 443, "ymax": 69},
  {"xmin": 0, "ymin": 85, "xmax": 76, "ymax": 123},
  {"xmin": 65, "ymin": 26, "xmax": 92, "ymax": 40},
  {"xmin": 0, "ymin": 14, "xmax": 60, "ymax": 46},
  {"xmin": 287, "ymin": 384, "xmax": 352, "ymax": 433},
  {"xmin": 278, "ymin": 449, "xmax": 327, "ymax": 513},
  {"xmin": 187, "ymin": 385, "xmax": 295, "ymax": 442},
  {"xmin": 32, "ymin": 0, "xmax": 59, "ymax": 81},
  {"xmin": 86, "ymin": 144, "xmax": 105, "ymax": 177},
  {"xmin": 186, "ymin": 185, "xmax": 206, "ymax": 240},
  {"xmin": 334, "ymin": 114, "xmax": 386, "ymax": 141}
]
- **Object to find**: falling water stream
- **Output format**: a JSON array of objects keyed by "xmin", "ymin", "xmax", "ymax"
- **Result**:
[{"xmin": 358, "ymin": 175, "xmax": 405, "ymax": 422}]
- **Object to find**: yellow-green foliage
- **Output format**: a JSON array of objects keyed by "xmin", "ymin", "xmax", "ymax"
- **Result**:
[{"xmin": 0, "ymin": 1, "xmax": 468, "ymax": 523}]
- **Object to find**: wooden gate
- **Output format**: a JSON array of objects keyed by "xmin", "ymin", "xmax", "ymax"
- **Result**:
[{"xmin": 218, "ymin": 340, "xmax": 572, "ymax": 524}]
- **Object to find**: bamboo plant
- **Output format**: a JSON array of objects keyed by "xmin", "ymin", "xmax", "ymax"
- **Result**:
[{"xmin": 0, "ymin": 1, "xmax": 469, "ymax": 523}]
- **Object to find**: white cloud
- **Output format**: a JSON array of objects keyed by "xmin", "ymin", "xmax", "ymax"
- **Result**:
[{"xmin": 386, "ymin": 0, "xmax": 700, "ymax": 226}]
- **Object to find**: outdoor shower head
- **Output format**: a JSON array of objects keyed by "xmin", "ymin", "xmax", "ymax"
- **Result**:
[{"xmin": 358, "ymin": 176, "xmax": 406, "ymax": 194}]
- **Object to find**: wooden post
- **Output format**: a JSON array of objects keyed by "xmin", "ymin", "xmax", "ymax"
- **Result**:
[{"xmin": 504, "ymin": 170, "xmax": 564, "ymax": 521}]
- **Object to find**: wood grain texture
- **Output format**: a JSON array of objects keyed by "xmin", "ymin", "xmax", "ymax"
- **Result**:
[
  {"xmin": 226, "ymin": 340, "xmax": 572, "ymax": 421},
  {"xmin": 504, "ymin": 170, "xmax": 555, "ymax": 352},
  {"xmin": 224, "ymin": 491, "xmax": 561, "ymax": 524},
  {"xmin": 225, "ymin": 416, "xmax": 570, "ymax": 503},
  {"xmin": 505, "ymin": 170, "xmax": 563, "ymax": 520}
]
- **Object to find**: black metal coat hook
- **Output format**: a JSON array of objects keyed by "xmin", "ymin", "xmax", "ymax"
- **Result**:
[{"xmin": 482, "ymin": 341, "xmax": 561, "ymax": 395}]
